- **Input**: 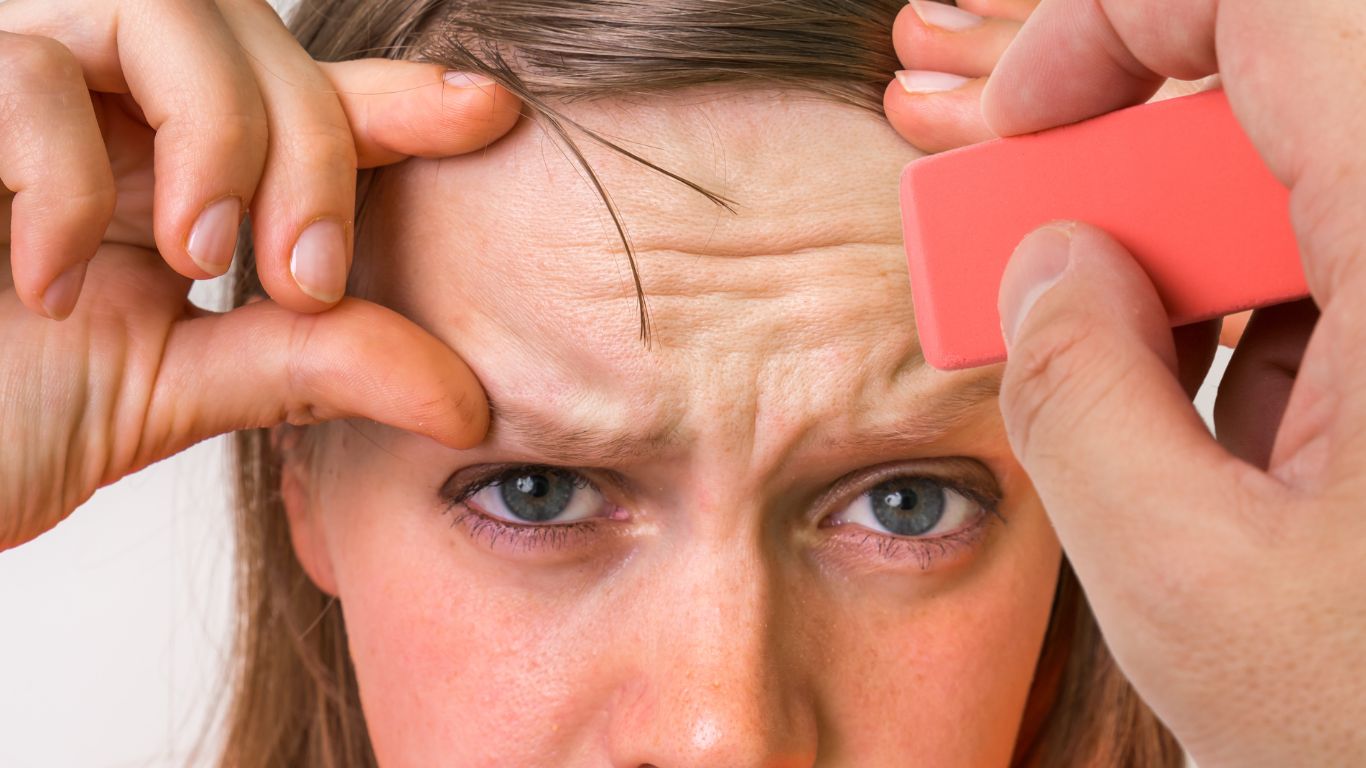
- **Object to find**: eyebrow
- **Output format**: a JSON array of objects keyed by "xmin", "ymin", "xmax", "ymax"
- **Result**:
[
  {"xmin": 483, "ymin": 370, "xmax": 1001, "ymax": 465},
  {"xmin": 484, "ymin": 398, "xmax": 682, "ymax": 464},
  {"xmin": 819, "ymin": 371, "xmax": 1003, "ymax": 452}
]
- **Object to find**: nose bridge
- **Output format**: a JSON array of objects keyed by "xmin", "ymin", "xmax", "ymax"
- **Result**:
[{"xmin": 608, "ymin": 530, "xmax": 817, "ymax": 768}]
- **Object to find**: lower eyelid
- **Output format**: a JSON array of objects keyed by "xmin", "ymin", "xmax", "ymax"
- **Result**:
[
  {"xmin": 821, "ymin": 508, "xmax": 995, "ymax": 570},
  {"xmin": 451, "ymin": 506, "xmax": 602, "ymax": 552}
]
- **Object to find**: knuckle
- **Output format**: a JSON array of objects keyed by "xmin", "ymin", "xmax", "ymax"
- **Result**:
[
  {"xmin": 158, "ymin": 110, "xmax": 269, "ymax": 164},
  {"xmin": 23, "ymin": 183, "xmax": 116, "ymax": 229},
  {"xmin": 278, "ymin": 123, "xmax": 357, "ymax": 175},
  {"xmin": 213, "ymin": 110, "xmax": 271, "ymax": 155},
  {"xmin": 67, "ymin": 183, "xmax": 118, "ymax": 224}
]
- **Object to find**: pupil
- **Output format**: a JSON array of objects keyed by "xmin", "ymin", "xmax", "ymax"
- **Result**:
[
  {"xmin": 500, "ymin": 471, "xmax": 575, "ymax": 522},
  {"xmin": 870, "ymin": 478, "xmax": 946, "ymax": 536}
]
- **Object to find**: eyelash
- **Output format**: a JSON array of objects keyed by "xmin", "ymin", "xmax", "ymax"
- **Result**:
[
  {"xmin": 440, "ymin": 463, "xmax": 1002, "ymax": 566},
  {"xmin": 819, "ymin": 468, "xmax": 1003, "ymax": 570},
  {"xmin": 829, "ymin": 507, "xmax": 996, "ymax": 571},
  {"xmin": 449, "ymin": 508, "xmax": 601, "ymax": 552},
  {"xmin": 442, "ymin": 466, "xmax": 603, "ymax": 552}
]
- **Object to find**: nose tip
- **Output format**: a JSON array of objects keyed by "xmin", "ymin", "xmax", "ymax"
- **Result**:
[
  {"xmin": 612, "ymin": 682, "xmax": 818, "ymax": 768},
  {"xmin": 608, "ymin": 526, "xmax": 818, "ymax": 768},
  {"xmin": 607, "ymin": 612, "xmax": 819, "ymax": 768}
]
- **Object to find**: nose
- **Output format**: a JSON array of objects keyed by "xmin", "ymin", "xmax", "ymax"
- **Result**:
[{"xmin": 606, "ymin": 538, "xmax": 819, "ymax": 768}]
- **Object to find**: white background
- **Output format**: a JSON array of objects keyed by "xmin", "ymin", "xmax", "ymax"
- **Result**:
[{"xmin": 0, "ymin": 280, "xmax": 236, "ymax": 768}]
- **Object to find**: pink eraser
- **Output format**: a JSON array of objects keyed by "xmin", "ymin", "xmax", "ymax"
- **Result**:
[{"xmin": 900, "ymin": 88, "xmax": 1307, "ymax": 370}]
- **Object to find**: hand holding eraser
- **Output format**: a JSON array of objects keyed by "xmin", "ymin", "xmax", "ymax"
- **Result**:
[{"xmin": 900, "ymin": 88, "xmax": 1308, "ymax": 371}]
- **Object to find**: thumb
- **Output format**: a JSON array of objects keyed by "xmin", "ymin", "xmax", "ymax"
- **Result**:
[
  {"xmin": 137, "ymin": 298, "xmax": 487, "ymax": 469},
  {"xmin": 320, "ymin": 59, "xmax": 523, "ymax": 168},
  {"xmin": 996, "ymin": 222, "xmax": 1249, "ymax": 577}
]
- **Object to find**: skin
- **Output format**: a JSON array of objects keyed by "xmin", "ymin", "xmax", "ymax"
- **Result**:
[
  {"xmin": 1, "ymin": 4, "xmax": 1071, "ymax": 763},
  {"xmin": 283, "ymin": 91, "xmax": 1063, "ymax": 766},
  {"xmin": 984, "ymin": 0, "xmax": 1366, "ymax": 765},
  {"xmin": 0, "ymin": 0, "xmax": 521, "ymax": 551},
  {"xmin": 10, "ymin": 0, "xmax": 1352, "ymax": 759}
]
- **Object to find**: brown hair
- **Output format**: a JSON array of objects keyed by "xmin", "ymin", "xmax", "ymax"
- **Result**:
[{"xmin": 223, "ymin": 2, "xmax": 1181, "ymax": 765}]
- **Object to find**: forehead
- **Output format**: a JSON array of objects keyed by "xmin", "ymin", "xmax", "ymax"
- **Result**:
[{"xmin": 358, "ymin": 88, "xmax": 982, "ymax": 461}]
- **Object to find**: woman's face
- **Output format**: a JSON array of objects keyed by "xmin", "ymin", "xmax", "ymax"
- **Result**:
[{"xmin": 284, "ymin": 90, "xmax": 1062, "ymax": 767}]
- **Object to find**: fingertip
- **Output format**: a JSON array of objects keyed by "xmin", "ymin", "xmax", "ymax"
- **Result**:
[
  {"xmin": 978, "ymin": 0, "xmax": 1169, "ymax": 136},
  {"xmin": 999, "ymin": 222, "xmax": 1076, "ymax": 350},
  {"xmin": 892, "ymin": 3, "xmax": 924, "ymax": 68},
  {"xmin": 957, "ymin": 0, "xmax": 1041, "ymax": 25},
  {"xmin": 185, "ymin": 195, "xmax": 244, "ymax": 278},
  {"xmin": 883, "ymin": 76, "xmax": 994, "ymax": 153},
  {"xmin": 996, "ymin": 221, "xmax": 1230, "ymax": 499},
  {"xmin": 979, "ymin": 71, "xmax": 1009, "ymax": 136},
  {"xmin": 8, "ymin": 186, "xmax": 114, "ymax": 318},
  {"xmin": 428, "ymin": 69, "xmax": 523, "ymax": 153},
  {"xmin": 443, "ymin": 383, "xmax": 491, "ymax": 450},
  {"xmin": 1004, "ymin": 221, "xmax": 1182, "ymax": 376},
  {"xmin": 416, "ymin": 327, "xmax": 490, "ymax": 450},
  {"xmin": 289, "ymin": 218, "xmax": 350, "ymax": 306},
  {"xmin": 326, "ymin": 59, "xmax": 524, "ymax": 168},
  {"xmin": 884, "ymin": 78, "xmax": 935, "ymax": 148},
  {"xmin": 441, "ymin": 70, "xmax": 497, "ymax": 91},
  {"xmin": 40, "ymin": 260, "xmax": 88, "ymax": 320}
]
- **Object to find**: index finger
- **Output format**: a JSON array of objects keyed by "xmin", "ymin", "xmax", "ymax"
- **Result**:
[
  {"xmin": 318, "ymin": 60, "xmax": 523, "ymax": 168},
  {"xmin": 982, "ymin": 0, "xmax": 1366, "ymax": 323},
  {"xmin": 980, "ymin": 0, "xmax": 1217, "ymax": 136},
  {"xmin": 0, "ymin": 0, "xmax": 268, "ymax": 280}
]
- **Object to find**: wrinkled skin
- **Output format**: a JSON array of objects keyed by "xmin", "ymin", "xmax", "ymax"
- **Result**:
[{"xmin": 283, "ymin": 92, "xmax": 1063, "ymax": 767}]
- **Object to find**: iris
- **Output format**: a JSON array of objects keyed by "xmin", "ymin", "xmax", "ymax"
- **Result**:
[
  {"xmin": 869, "ymin": 478, "xmax": 946, "ymax": 536},
  {"xmin": 500, "ymin": 471, "xmax": 578, "ymax": 522}
]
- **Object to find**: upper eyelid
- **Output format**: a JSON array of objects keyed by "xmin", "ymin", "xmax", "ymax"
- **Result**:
[
  {"xmin": 807, "ymin": 458, "xmax": 1003, "ymax": 524},
  {"xmin": 440, "ymin": 463, "xmax": 626, "ymax": 504},
  {"xmin": 440, "ymin": 459, "xmax": 1003, "ymax": 522},
  {"xmin": 441, "ymin": 467, "xmax": 605, "ymax": 528},
  {"xmin": 443, "ymin": 464, "xmax": 578, "ymax": 504}
]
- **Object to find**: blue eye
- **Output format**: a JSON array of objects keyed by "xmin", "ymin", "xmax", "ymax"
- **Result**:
[
  {"xmin": 466, "ymin": 468, "xmax": 607, "ymax": 524},
  {"xmin": 831, "ymin": 475, "xmax": 981, "ymax": 538}
]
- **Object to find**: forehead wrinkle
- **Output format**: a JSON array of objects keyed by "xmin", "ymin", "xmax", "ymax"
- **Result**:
[
  {"xmin": 368, "ymin": 90, "xmax": 940, "ymax": 467},
  {"xmin": 820, "ymin": 370, "xmax": 1003, "ymax": 453},
  {"xmin": 558, "ymin": 242, "xmax": 912, "ymax": 343},
  {"xmin": 484, "ymin": 394, "xmax": 685, "ymax": 465}
]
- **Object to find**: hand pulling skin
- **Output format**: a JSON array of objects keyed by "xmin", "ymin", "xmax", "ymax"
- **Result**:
[{"xmin": 900, "ymin": 88, "xmax": 1307, "ymax": 371}]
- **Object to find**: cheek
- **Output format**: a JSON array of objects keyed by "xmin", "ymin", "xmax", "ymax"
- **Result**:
[
  {"xmin": 315, "ymin": 454, "xmax": 1061, "ymax": 768},
  {"xmin": 814, "ymin": 499, "xmax": 1062, "ymax": 765},
  {"xmin": 321, "ymin": 485, "xmax": 617, "ymax": 767}
]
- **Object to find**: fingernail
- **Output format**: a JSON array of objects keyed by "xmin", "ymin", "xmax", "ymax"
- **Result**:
[
  {"xmin": 909, "ymin": 0, "xmax": 986, "ymax": 31},
  {"xmin": 43, "ymin": 261, "xmax": 88, "ymax": 321},
  {"xmin": 290, "ymin": 219, "xmax": 348, "ymax": 303},
  {"xmin": 1000, "ymin": 223, "xmax": 1075, "ymax": 348},
  {"xmin": 443, "ymin": 71, "xmax": 497, "ymax": 90},
  {"xmin": 896, "ymin": 69, "xmax": 972, "ymax": 94},
  {"xmin": 186, "ymin": 196, "xmax": 241, "ymax": 276}
]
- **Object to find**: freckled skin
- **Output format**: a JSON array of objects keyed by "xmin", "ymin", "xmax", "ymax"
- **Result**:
[{"xmin": 286, "ymin": 89, "xmax": 1063, "ymax": 767}]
